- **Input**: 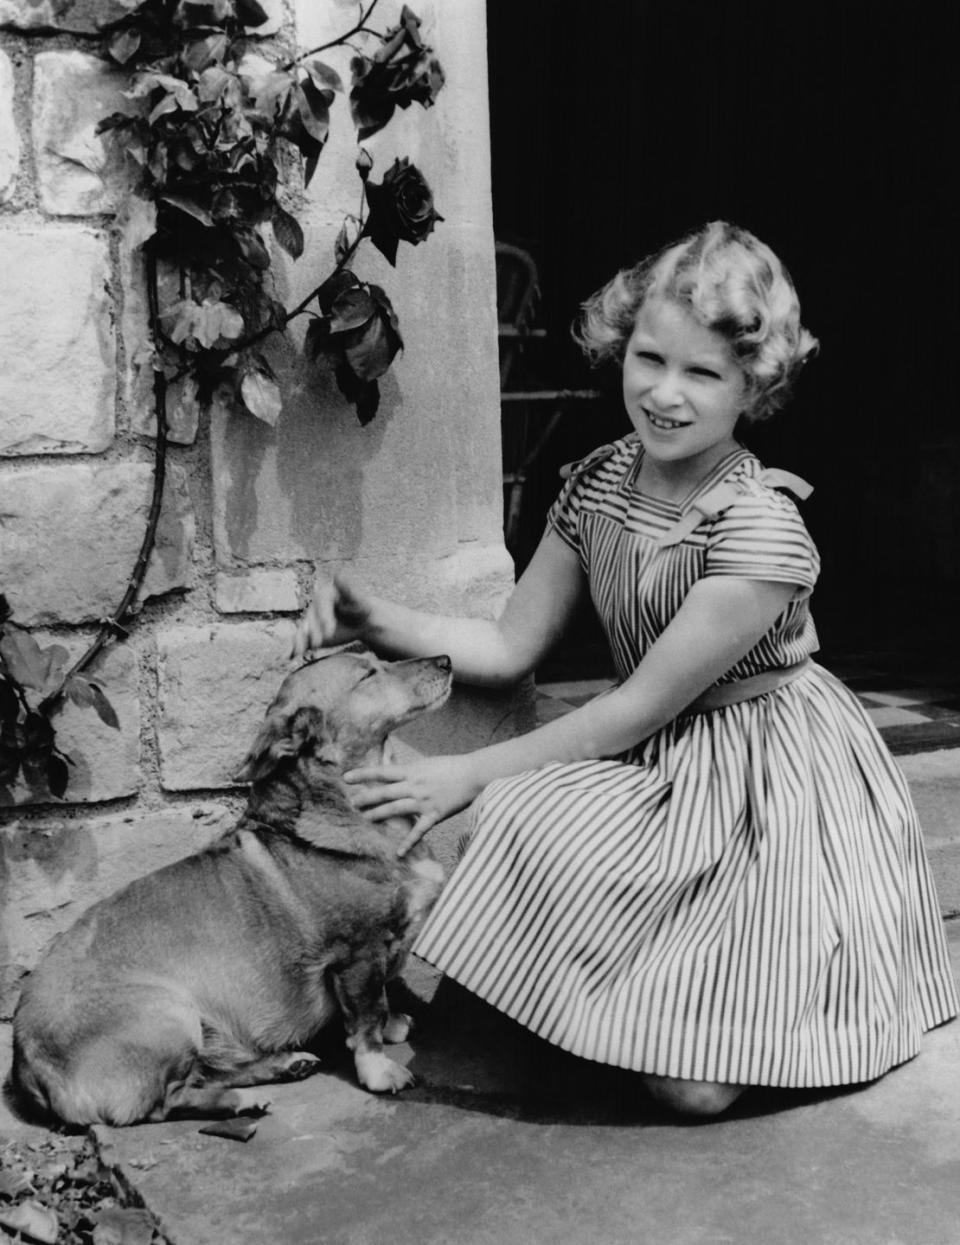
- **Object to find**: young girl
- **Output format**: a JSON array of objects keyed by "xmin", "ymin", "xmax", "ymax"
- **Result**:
[{"xmin": 294, "ymin": 221, "xmax": 957, "ymax": 1116}]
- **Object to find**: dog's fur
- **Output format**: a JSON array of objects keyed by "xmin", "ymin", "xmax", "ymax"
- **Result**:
[{"xmin": 10, "ymin": 645, "xmax": 452, "ymax": 1126}]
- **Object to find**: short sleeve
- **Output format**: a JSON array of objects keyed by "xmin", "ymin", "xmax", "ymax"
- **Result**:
[
  {"xmin": 703, "ymin": 487, "xmax": 820, "ymax": 597},
  {"xmin": 546, "ymin": 471, "xmax": 585, "ymax": 552}
]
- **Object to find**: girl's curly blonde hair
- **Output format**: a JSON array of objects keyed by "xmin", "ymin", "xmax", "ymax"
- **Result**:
[{"xmin": 574, "ymin": 221, "xmax": 818, "ymax": 420}]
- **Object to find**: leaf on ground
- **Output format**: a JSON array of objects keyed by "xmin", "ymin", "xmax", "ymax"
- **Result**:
[
  {"xmin": 0, "ymin": 1199, "xmax": 60, "ymax": 1244},
  {"xmin": 198, "ymin": 1117, "xmax": 259, "ymax": 1142},
  {"xmin": 0, "ymin": 1168, "xmax": 34, "ymax": 1198},
  {"xmin": 91, "ymin": 1206, "xmax": 159, "ymax": 1245}
]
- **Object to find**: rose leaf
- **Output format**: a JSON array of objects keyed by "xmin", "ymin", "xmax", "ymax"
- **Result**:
[
  {"xmin": 109, "ymin": 27, "xmax": 142, "ymax": 66},
  {"xmin": 334, "ymin": 360, "xmax": 381, "ymax": 425},
  {"xmin": 47, "ymin": 752, "xmax": 69, "ymax": 800},
  {"xmin": 328, "ymin": 286, "xmax": 376, "ymax": 335},
  {"xmin": 344, "ymin": 311, "xmax": 402, "ymax": 381},
  {"xmin": 317, "ymin": 269, "xmax": 361, "ymax": 313},
  {"xmin": 272, "ymin": 204, "xmax": 304, "ymax": 259},
  {"xmin": 296, "ymin": 80, "xmax": 333, "ymax": 145},
  {"xmin": 237, "ymin": 0, "xmax": 270, "ymax": 27},
  {"xmin": 87, "ymin": 681, "xmax": 121, "ymax": 730},
  {"xmin": 159, "ymin": 194, "xmax": 214, "ymax": 227},
  {"xmin": 240, "ymin": 370, "xmax": 283, "ymax": 426},
  {"xmin": 232, "ymin": 226, "xmax": 271, "ymax": 271},
  {"xmin": 304, "ymin": 59, "xmax": 343, "ymax": 94},
  {"xmin": 0, "ymin": 629, "xmax": 49, "ymax": 691}
]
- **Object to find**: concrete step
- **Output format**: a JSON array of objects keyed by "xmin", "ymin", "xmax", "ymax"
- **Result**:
[{"xmin": 899, "ymin": 749, "xmax": 960, "ymax": 916}]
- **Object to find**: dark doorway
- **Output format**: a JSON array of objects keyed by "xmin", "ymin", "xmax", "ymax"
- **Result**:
[{"xmin": 487, "ymin": 0, "xmax": 960, "ymax": 679}]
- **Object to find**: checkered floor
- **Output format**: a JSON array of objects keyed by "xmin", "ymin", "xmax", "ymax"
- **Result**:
[{"xmin": 537, "ymin": 656, "xmax": 960, "ymax": 756}]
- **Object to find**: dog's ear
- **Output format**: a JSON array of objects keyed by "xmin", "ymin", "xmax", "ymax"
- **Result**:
[
  {"xmin": 234, "ymin": 706, "xmax": 330, "ymax": 784},
  {"xmin": 234, "ymin": 713, "xmax": 293, "ymax": 784}
]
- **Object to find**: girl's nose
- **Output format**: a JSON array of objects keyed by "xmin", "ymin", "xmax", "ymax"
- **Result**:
[{"xmin": 650, "ymin": 372, "xmax": 684, "ymax": 408}]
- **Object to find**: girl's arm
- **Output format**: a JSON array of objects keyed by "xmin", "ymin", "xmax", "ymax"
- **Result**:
[
  {"xmin": 349, "ymin": 574, "xmax": 797, "ymax": 853},
  {"xmin": 294, "ymin": 530, "xmax": 587, "ymax": 687},
  {"xmin": 470, "ymin": 574, "xmax": 795, "ymax": 769}
]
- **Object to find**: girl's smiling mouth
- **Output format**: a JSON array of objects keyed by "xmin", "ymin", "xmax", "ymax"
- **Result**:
[{"xmin": 645, "ymin": 409, "xmax": 690, "ymax": 430}]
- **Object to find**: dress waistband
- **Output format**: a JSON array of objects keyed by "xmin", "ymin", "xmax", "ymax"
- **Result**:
[{"xmin": 683, "ymin": 659, "xmax": 812, "ymax": 714}]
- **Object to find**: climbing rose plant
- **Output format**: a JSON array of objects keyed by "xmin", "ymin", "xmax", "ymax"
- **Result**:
[
  {"xmin": 98, "ymin": 0, "xmax": 445, "ymax": 424},
  {"xmin": 1, "ymin": 0, "xmax": 445, "ymax": 800},
  {"xmin": 0, "ymin": 596, "xmax": 119, "ymax": 800}
]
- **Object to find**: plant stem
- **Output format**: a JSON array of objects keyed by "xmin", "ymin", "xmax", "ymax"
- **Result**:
[
  {"xmin": 39, "ymin": 250, "xmax": 171, "ymax": 714},
  {"xmin": 221, "ymin": 219, "xmax": 369, "ymax": 355},
  {"xmin": 285, "ymin": 0, "xmax": 382, "ymax": 68}
]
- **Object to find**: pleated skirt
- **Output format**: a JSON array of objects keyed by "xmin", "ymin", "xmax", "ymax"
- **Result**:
[{"xmin": 413, "ymin": 665, "xmax": 957, "ymax": 1086}]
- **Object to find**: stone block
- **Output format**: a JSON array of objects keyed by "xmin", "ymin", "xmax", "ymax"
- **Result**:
[
  {"xmin": 300, "ymin": 543, "xmax": 515, "ymax": 626},
  {"xmin": 0, "ymin": 804, "xmax": 233, "ymax": 1016},
  {"xmin": 32, "ymin": 50, "xmax": 126, "ymax": 216},
  {"xmin": 215, "ymin": 569, "xmax": 302, "ymax": 614},
  {"xmin": 0, "ymin": 49, "xmax": 18, "ymax": 204},
  {"xmin": 0, "ymin": 0, "xmax": 130, "ymax": 32},
  {"xmin": 0, "ymin": 226, "xmax": 116, "ymax": 456},
  {"xmin": 1, "ymin": 460, "xmax": 195, "ymax": 625},
  {"xmin": 157, "ymin": 620, "xmax": 297, "ymax": 790},
  {"xmin": 0, "ymin": 640, "xmax": 140, "ymax": 809},
  {"xmin": 0, "ymin": 0, "xmax": 281, "ymax": 30}
]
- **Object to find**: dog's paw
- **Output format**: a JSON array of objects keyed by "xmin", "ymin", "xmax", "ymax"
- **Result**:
[
  {"xmin": 355, "ymin": 1051, "xmax": 416, "ymax": 1094},
  {"xmin": 383, "ymin": 1012, "xmax": 413, "ymax": 1044},
  {"xmin": 222, "ymin": 1089, "xmax": 272, "ymax": 1117},
  {"xmin": 277, "ymin": 1051, "xmax": 323, "ymax": 1081}
]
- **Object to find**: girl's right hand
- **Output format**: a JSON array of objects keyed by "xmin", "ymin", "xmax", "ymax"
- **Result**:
[{"xmin": 291, "ymin": 574, "xmax": 375, "ymax": 658}]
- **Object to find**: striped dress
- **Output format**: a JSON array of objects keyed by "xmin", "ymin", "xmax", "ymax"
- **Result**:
[{"xmin": 414, "ymin": 437, "xmax": 958, "ymax": 1087}]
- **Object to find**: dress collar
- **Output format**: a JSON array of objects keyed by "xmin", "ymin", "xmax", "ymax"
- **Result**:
[{"xmin": 619, "ymin": 441, "xmax": 754, "ymax": 512}]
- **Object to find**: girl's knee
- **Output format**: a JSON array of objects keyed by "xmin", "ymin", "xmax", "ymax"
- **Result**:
[{"xmin": 642, "ymin": 1073, "xmax": 745, "ymax": 1117}]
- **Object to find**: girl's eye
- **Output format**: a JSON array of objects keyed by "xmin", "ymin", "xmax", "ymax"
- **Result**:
[
  {"xmin": 634, "ymin": 351, "xmax": 661, "ymax": 363},
  {"xmin": 690, "ymin": 367, "xmax": 721, "ymax": 379}
]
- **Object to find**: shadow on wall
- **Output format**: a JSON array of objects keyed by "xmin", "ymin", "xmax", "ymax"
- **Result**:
[{"xmin": 215, "ymin": 335, "xmax": 402, "ymax": 567}]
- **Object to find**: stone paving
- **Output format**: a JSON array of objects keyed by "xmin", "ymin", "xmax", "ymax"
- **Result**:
[{"xmin": 3, "ymin": 925, "xmax": 959, "ymax": 1245}]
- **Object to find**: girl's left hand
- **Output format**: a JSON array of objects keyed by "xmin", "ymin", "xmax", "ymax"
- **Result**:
[{"xmin": 344, "ymin": 755, "xmax": 483, "ymax": 858}]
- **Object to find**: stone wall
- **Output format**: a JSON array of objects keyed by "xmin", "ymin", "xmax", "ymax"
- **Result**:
[{"xmin": 0, "ymin": 0, "xmax": 524, "ymax": 1014}]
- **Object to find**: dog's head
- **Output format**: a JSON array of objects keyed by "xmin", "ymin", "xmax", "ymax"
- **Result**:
[{"xmin": 235, "ymin": 643, "xmax": 453, "ymax": 784}]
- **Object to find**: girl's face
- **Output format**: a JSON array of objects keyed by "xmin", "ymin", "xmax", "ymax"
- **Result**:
[{"xmin": 622, "ymin": 298, "xmax": 748, "ymax": 478}]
